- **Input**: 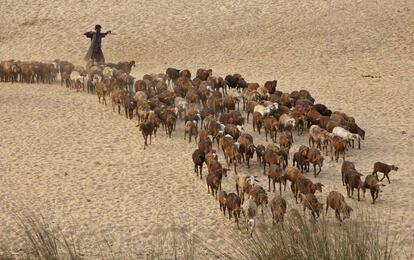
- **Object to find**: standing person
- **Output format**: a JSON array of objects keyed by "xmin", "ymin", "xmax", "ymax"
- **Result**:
[{"xmin": 84, "ymin": 24, "xmax": 111, "ymax": 63}]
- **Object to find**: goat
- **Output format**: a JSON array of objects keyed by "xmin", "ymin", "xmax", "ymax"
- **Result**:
[
  {"xmin": 300, "ymin": 193, "xmax": 323, "ymax": 219},
  {"xmin": 206, "ymin": 172, "xmax": 222, "ymax": 199},
  {"xmin": 292, "ymin": 151, "xmax": 308, "ymax": 173},
  {"xmin": 192, "ymin": 149, "xmax": 205, "ymax": 179},
  {"xmin": 218, "ymin": 190, "xmax": 228, "ymax": 216},
  {"xmin": 184, "ymin": 120, "xmax": 198, "ymax": 143},
  {"xmin": 308, "ymin": 125, "xmax": 323, "ymax": 149},
  {"xmin": 307, "ymin": 148, "xmax": 324, "ymax": 177},
  {"xmin": 345, "ymin": 170, "xmax": 363, "ymax": 201},
  {"xmin": 295, "ymin": 176, "xmax": 323, "ymax": 203},
  {"xmin": 283, "ymin": 166, "xmax": 302, "ymax": 193},
  {"xmin": 252, "ymin": 112, "xmax": 263, "ymax": 134},
  {"xmin": 225, "ymin": 193, "xmax": 242, "ymax": 229},
  {"xmin": 238, "ymin": 133, "xmax": 256, "ymax": 168},
  {"xmin": 341, "ymin": 161, "xmax": 356, "ymax": 186},
  {"xmin": 263, "ymin": 116, "xmax": 278, "ymax": 142},
  {"xmin": 277, "ymin": 131, "xmax": 292, "ymax": 151},
  {"xmin": 330, "ymin": 136, "xmax": 347, "ymax": 162},
  {"xmin": 326, "ymin": 191, "xmax": 353, "ymax": 222},
  {"xmin": 270, "ymin": 196, "xmax": 287, "ymax": 225},
  {"xmin": 95, "ymin": 82, "xmax": 107, "ymax": 105},
  {"xmin": 362, "ymin": 175, "xmax": 384, "ymax": 204},
  {"xmin": 208, "ymin": 161, "xmax": 229, "ymax": 192},
  {"xmin": 256, "ymin": 144, "xmax": 266, "ymax": 166},
  {"xmin": 137, "ymin": 121, "xmax": 154, "ymax": 149},
  {"xmin": 278, "ymin": 114, "xmax": 296, "ymax": 141},
  {"xmin": 268, "ymin": 165, "xmax": 286, "ymax": 195},
  {"xmin": 224, "ymin": 142, "xmax": 242, "ymax": 174},
  {"xmin": 263, "ymin": 149, "xmax": 283, "ymax": 175},
  {"xmin": 372, "ymin": 162, "xmax": 398, "ymax": 184},
  {"xmin": 111, "ymin": 89, "xmax": 123, "ymax": 114},
  {"xmin": 332, "ymin": 126, "xmax": 362, "ymax": 149},
  {"xmin": 248, "ymin": 185, "xmax": 268, "ymax": 216},
  {"xmin": 242, "ymin": 199, "xmax": 257, "ymax": 236}
]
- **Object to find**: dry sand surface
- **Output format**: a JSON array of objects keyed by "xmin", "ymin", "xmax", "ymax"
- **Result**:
[{"xmin": 1, "ymin": 0, "xmax": 414, "ymax": 258}]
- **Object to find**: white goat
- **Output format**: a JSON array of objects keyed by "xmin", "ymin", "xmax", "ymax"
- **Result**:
[
  {"xmin": 279, "ymin": 114, "xmax": 296, "ymax": 140},
  {"xmin": 174, "ymin": 97, "xmax": 188, "ymax": 118},
  {"xmin": 236, "ymin": 124, "xmax": 245, "ymax": 133},
  {"xmin": 332, "ymin": 126, "xmax": 362, "ymax": 149},
  {"xmin": 235, "ymin": 175, "xmax": 259, "ymax": 204},
  {"xmin": 253, "ymin": 104, "xmax": 271, "ymax": 117}
]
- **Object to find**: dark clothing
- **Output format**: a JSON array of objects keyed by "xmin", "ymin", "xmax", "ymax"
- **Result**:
[{"xmin": 84, "ymin": 31, "xmax": 109, "ymax": 63}]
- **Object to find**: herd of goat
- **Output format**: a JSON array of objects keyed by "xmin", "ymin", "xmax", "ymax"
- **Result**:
[{"xmin": 0, "ymin": 59, "xmax": 399, "ymax": 236}]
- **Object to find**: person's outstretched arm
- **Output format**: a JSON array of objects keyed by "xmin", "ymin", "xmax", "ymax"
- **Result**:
[
  {"xmin": 101, "ymin": 31, "xmax": 111, "ymax": 37},
  {"xmin": 84, "ymin": 31, "xmax": 94, "ymax": 38}
]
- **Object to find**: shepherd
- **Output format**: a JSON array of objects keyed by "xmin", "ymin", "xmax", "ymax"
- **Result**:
[{"xmin": 84, "ymin": 24, "xmax": 111, "ymax": 63}]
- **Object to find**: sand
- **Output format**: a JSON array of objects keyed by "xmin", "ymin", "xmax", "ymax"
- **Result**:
[{"xmin": 0, "ymin": 0, "xmax": 413, "ymax": 258}]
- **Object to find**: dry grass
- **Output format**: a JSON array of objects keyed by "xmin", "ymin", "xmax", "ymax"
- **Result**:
[
  {"xmin": 0, "ymin": 209, "xmax": 405, "ymax": 260},
  {"xmin": 234, "ymin": 209, "xmax": 397, "ymax": 260}
]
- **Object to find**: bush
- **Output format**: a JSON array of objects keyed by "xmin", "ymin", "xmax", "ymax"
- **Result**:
[
  {"xmin": 233, "ymin": 208, "xmax": 395, "ymax": 260},
  {"xmin": 1, "ymin": 209, "xmax": 402, "ymax": 260}
]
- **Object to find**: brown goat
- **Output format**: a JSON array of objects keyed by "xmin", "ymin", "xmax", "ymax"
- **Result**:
[
  {"xmin": 137, "ymin": 121, "xmax": 154, "ymax": 149},
  {"xmin": 248, "ymin": 185, "xmax": 268, "ymax": 216},
  {"xmin": 218, "ymin": 190, "xmax": 228, "ymax": 216},
  {"xmin": 345, "ymin": 170, "xmax": 363, "ymax": 201},
  {"xmin": 206, "ymin": 167, "xmax": 228, "ymax": 199},
  {"xmin": 198, "ymin": 139, "xmax": 213, "ymax": 154},
  {"xmin": 165, "ymin": 113, "xmax": 176, "ymax": 138},
  {"xmin": 372, "ymin": 162, "xmax": 398, "ymax": 184},
  {"xmin": 325, "ymin": 191, "xmax": 353, "ymax": 222},
  {"xmin": 341, "ymin": 161, "xmax": 356, "ymax": 186},
  {"xmin": 238, "ymin": 133, "xmax": 256, "ymax": 168},
  {"xmin": 277, "ymin": 131, "xmax": 292, "ymax": 151},
  {"xmin": 307, "ymin": 148, "xmax": 324, "ymax": 177},
  {"xmin": 252, "ymin": 112, "xmax": 263, "ymax": 134},
  {"xmin": 293, "ymin": 151, "xmax": 308, "ymax": 173},
  {"xmin": 256, "ymin": 144, "xmax": 266, "ymax": 166},
  {"xmin": 220, "ymin": 133, "xmax": 234, "ymax": 151},
  {"xmin": 301, "ymin": 193, "xmax": 323, "ymax": 219},
  {"xmin": 95, "ymin": 82, "xmax": 107, "ymax": 105},
  {"xmin": 184, "ymin": 120, "xmax": 198, "ymax": 143},
  {"xmin": 192, "ymin": 149, "xmax": 205, "ymax": 179},
  {"xmin": 263, "ymin": 116, "xmax": 278, "ymax": 142},
  {"xmin": 330, "ymin": 136, "xmax": 347, "ymax": 162},
  {"xmin": 307, "ymin": 109, "xmax": 322, "ymax": 126},
  {"xmin": 205, "ymin": 151, "xmax": 218, "ymax": 171},
  {"xmin": 268, "ymin": 165, "xmax": 286, "ymax": 195},
  {"xmin": 270, "ymin": 196, "xmax": 287, "ymax": 225},
  {"xmin": 235, "ymin": 175, "xmax": 252, "ymax": 204},
  {"xmin": 295, "ymin": 176, "xmax": 323, "ymax": 203},
  {"xmin": 225, "ymin": 193, "xmax": 242, "ymax": 229},
  {"xmin": 111, "ymin": 89, "xmax": 123, "ymax": 114},
  {"xmin": 224, "ymin": 143, "xmax": 242, "ymax": 174},
  {"xmin": 283, "ymin": 166, "xmax": 302, "ymax": 193},
  {"xmin": 224, "ymin": 124, "xmax": 242, "ymax": 140},
  {"xmin": 208, "ymin": 161, "xmax": 229, "ymax": 192},
  {"xmin": 362, "ymin": 175, "xmax": 383, "ymax": 204},
  {"xmin": 263, "ymin": 149, "xmax": 283, "ymax": 175}
]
